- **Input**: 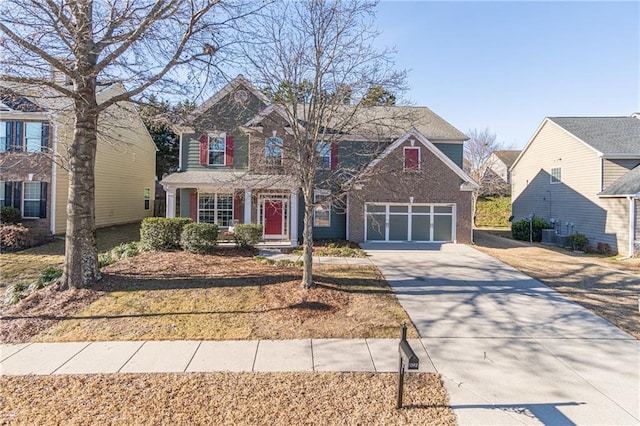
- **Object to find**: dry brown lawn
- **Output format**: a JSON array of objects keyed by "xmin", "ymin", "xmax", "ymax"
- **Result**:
[
  {"xmin": 1, "ymin": 250, "xmax": 417, "ymax": 343},
  {"xmin": 473, "ymin": 230, "xmax": 640, "ymax": 339},
  {"xmin": 0, "ymin": 372, "xmax": 455, "ymax": 426}
]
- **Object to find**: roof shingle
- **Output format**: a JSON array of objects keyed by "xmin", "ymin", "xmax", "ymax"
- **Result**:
[{"xmin": 549, "ymin": 117, "xmax": 640, "ymax": 156}]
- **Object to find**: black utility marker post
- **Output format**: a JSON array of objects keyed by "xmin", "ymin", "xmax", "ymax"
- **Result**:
[
  {"xmin": 397, "ymin": 323, "xmax": 420, "ymax": 409},
  {"xmin": 397, "ymin": 324, "xmax": 407, "ymax": 409}
]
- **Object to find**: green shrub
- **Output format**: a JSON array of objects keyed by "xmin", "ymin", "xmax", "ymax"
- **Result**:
[
  {"xmin": 233, "ymin": 223, "xmax": 263, "ymax": 249},
  {"xmin": 5, "ymin": 283, "xmax": 28, "ymax": 305},
  {"xmin": 35, "ymin": 266, "xmax": 62, "ymax": 288},
  {"xmin": 569, "ymin": 233, "xmax": 589, "ymax": 251},
  {"xmin": 1, "ymin": 206, "xmax": 22, "ymax": 224},
  {"xmin": 511, "ymin": 217, "xmax": 552, "ymax": 242},
  {"xmin": 140, "ymin": 217, "xmax": 193, "ymax": 251},
  {"xmin": 180, "ymin": 222, "xmax": 219, "ymax": 254},
  {"xmin": 111, "ymin": 241, "xmax": 142, "ymax": 259},
  {"xmin": 98, "ymin": 252, "xmax": 115, "ymax": 268}
]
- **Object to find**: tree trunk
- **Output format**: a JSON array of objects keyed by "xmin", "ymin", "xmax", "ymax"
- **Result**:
[
  {"xmin": 60, "ymin": 93, "xmax": 101, "ymax": 289},
  {"xmin": 300, "ymin": 185, "xmax": 315, "ymax": 289}
]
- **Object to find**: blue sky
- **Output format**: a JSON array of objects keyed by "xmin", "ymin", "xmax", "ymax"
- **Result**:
[{"xmin": 374, "ymin": 1, "xmax": 640, "ymax": 148}]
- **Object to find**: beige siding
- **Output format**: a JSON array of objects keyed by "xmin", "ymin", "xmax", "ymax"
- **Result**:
[
  {"xmin": 602, "ymin": 158, "xmax": 640, "ymax": 190},
  {"xmin": 53, "ymin": 100, "xmax": 156, "ymax": 234},
  {"xmin": 512, "ymin": 120, "xmax": 633, "ymax": 254}
]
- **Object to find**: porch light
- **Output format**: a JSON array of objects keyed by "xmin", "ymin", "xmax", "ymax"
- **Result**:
[
  {"xmin": 409, "ymin": 196, "xmax": 414, "ymax": 204},
  {"xmin": 27, "ymin": 173, "xmax": 34, "ymax": 181}
]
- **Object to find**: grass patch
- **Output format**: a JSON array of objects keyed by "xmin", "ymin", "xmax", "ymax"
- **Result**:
[
  {"xmin": 475, "ymin": 195, "xmax": 511, "ymax": 227},
  {"xmin": 16, "ymin": 250, "xmax": 418, "ymax": 343},
  {"xmin": 0, "ymin": 222, "xmax": 141, "ymax": 289},
  {"xmin": 1, "ymin": 372, "xmax": 455, "ymax": 425}
]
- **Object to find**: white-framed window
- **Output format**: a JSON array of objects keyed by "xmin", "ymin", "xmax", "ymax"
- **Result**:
[
  {"xmin": 317, "ymin": 143, "xmax": 331, "ymax": 169},
  {"xmin": 198, "ymin": 192, "xmax": 233, "ymax": 226},
  {"xmin": 313, "ymin": 189, "xmax": 331, "ymax": 227},
  {"xmin": 550, "ymin": 166, "xmax": 561, "ymax": 184},
  {"xmin": 208, "ymin": 134, "xmax": 225, "ymax": 165},
  {"xmin": 265, "ymin": 137, "xmax": 283, "ymax": 166},
  {"xmin": 22, "ymin": 182, "xmax": 41, "ymax": 218},
  {"xmin": 404, "ymin": 146, "xmax": 420, "ymax": 171},
  {"xmin": 144, "ymin": 188, "xmax": 150, "ymax": 210},
  {"xmin": 0, "ymin": 122, "xmax": 7, "ymax": 153},
  {"xmin": 0, "ymin": 121, "xmax": 48, "ymax": 153},
  {"xmin": 25, "ymin": 122, "xmax": 44, "ymax": 152}
]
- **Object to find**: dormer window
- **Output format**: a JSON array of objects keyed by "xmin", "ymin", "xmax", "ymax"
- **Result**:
[
  {"xmin": 265, "ymin": 136, "xmax": 283, "ymax": 166},
  {"xmin": 404, "ymin": 146, "xmax": 420, "ymax": 171}
]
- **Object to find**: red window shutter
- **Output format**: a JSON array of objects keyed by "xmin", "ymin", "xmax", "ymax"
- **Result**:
[
  {"xmin": 225, "ymin": 136, "xmax": 234, "ymax": 166},
  {"xmin": 405, "ymin": 148, "xmax": 419, "ymax": 170},
  {"xmin": 190, "ymin": 192, "xmax": 198, "ymax": 221},
  {"xmin": 199, "ymin": 134, "xmax": 208, "ymax": 166},
  {"xmin": 234, "ymin": 192, "xmax": 243, "ymax": 223},
  {"xmin": 330, "ymin": 142, "xmax": 338, "ymax": 170}
]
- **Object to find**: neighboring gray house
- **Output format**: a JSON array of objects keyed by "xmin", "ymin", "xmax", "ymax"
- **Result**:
[{"xmin": 511, "ymin": 115, "xmax": 640, "ymax": 256}]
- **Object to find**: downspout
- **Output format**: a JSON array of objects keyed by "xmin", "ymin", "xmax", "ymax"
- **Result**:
[
  {"xmin": 178, "ymin": 132, "xmax": 183, "ymax": 171},
  {"xmin": 49, "ymin": 116, "xmax": 57, "ymax": 235},
  {"xmin": 620, "ymin": 195, "xmax": 636, "ymax": 260},
  {"xmin": 630, "ymin": 195, "xmax": 637, "ymax": 257}
]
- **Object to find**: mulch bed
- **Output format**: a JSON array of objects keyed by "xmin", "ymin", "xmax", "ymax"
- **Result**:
[{"xmin": 1, "ymin": 249, "xmax": 414, "ymax": 343}]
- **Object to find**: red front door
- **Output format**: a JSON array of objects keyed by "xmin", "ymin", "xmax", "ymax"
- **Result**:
[{"xmin": 264, "ymin": 200, "xmax": 283, "ymax": 236}]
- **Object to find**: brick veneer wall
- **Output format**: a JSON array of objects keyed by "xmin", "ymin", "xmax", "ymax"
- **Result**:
[{"xmin": 347, "ymin": 139, "xmax": 473, "ymax": 244}]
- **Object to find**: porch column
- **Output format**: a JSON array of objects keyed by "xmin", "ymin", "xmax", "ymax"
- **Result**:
[
  {"xmin": 244, "ymin": 189, "xmax": 252, "ymax": 224},
  {"xmin": 290, "ymin": 188, "xmax": 299, "ymax": 246},
  {"xmin": 166, "ymin": 187, "xmax": 176, "ymax": 218}
]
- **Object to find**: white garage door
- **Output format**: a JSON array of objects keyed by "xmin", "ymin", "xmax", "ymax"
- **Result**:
[{"xmin": 365, "ymin": 203, "xmax": 455, "ymax": 242}]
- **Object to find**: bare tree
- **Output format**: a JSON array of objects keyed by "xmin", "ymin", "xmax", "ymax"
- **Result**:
[
  {"xmin": 464, "ymin": 128, "xmax": 504, "ymax": 225},
  {"xmin": 0, "ymin": 0, "xmax": 252, "ymax": 289},
  {"xmin": 239, "ymin": 0, "xmax": 406, "ymax": 288}
]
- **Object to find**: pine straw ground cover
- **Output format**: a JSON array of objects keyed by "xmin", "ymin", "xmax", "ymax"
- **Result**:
[
  {"xmin": 1, "ymin": 250, "xmax": 418, "ymax": 343},
  {"xmin": 0, "ymin": 372, "xmax": 455, "ymax": 425},
  {"xmin": 473, "ymin": 230, "xmax": 640, "ymax": 339}
]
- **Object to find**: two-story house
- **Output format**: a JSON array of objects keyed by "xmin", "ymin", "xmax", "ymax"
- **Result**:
[
  {"xmin": 161, "ymin": 75, "xmax": 478, "ymax": 245},
  {"xmin": 0, "ymin": 82, "xmax": 156, "ymax": 235},
  {"xmin": 511, "ymin": 116, "xmax": 640, "ymax": 256}
]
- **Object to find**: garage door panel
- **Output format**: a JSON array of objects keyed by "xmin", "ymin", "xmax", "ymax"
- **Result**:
[
  {"xmin": 389, "ymin": 215, "xmax": 408, "ymax": 241},
  {"xmin": 366, "ymin": 214, "xmax": 386, "ymax": 241},
  {"xmin": 411, "ymin": 215, "xmax": 430, "ymax": 241},
  {"xmin": 365, "ymin": 203, "xmax": 454, "ymax": 243},
  {"xmin": 434, "ymin": 215, "xmax": 453, "ymax": 241}
]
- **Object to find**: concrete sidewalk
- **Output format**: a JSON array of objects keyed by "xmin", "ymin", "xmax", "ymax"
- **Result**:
[
  {"xmin": 1, "ymin": 338, "xmax": 432, "ymax": 376},
  {"xmin": 364, "ymin": 242, "xmax": 640, "ymax": 426}
]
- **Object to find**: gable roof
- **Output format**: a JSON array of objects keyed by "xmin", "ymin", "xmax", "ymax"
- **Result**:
[
  {"xmin": 355, "ymin": 127, "xmax": 478, "ymax": 190},
  {"xmin": 188, "ymin": 75, "xmax": 270, "ymax": 121},
  {"xmin": 0, "ymin": 88, "xmax": 44, "ymax": 112},
  {"xmin": 599, "ymin": 165, "xmax": 640, "ymax": 197},
  {"xmin": 491, "ymin": 150, "xmax": 520, "ymax": 167},
  {"xmin": 547, "ymin": 117, "xmax": 640, "ymax": 156}
]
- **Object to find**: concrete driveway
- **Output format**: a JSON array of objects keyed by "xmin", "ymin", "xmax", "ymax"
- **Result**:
[{"xmin": 363, "ymin": 243, "xmax": 639, "ymax": 425}]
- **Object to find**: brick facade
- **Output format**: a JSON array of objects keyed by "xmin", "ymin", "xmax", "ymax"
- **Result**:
[{"xmin": 347, "ymin": 139, "xmax": 473, "ymax": 243}]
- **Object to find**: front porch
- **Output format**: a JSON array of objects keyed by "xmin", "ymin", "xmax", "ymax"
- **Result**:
[{"xmin": 161, "ymin": 171, "xmax": 300, "ymax": 246}]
